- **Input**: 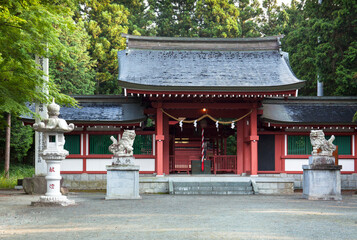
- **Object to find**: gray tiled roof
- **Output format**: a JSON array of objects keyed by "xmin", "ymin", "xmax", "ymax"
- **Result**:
[
  {"xmin": 261, "ymin": 97, "xmax": 357, "ymax": 125},
  {"xmin": 23, "ymin": 97, "xmax": 146, "ymax": 124},
  {"xmin": 118, "ymin": 49, "xmax": 304, "ymax": 91},
  {"xmin": 58, "ymin": 102, "xmax": 145, "ymax": 123}
]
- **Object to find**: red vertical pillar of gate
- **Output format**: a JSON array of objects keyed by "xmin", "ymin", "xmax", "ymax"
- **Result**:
[
  {"xmin": 155, "ymin": 103, "xmax": 164, "ymax": 176},
  {"xmin": 163, "ymin": 114, "xmax": 170, "ymax": 175},
  {"xmin": 250, "ymin": 107, "xmax": 259, "ymax": 175},
  {"xmin": 243, "ymin": 116, "xmax": 251, "ymax": 173},
  {"xmin": 236, "ymin": 120, "xmax": 244, "ymax": 174}
]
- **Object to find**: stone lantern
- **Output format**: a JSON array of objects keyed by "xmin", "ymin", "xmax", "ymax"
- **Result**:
[{"xmin": 32, "ymin": 99, "xmax": 75, "ymax": 206}]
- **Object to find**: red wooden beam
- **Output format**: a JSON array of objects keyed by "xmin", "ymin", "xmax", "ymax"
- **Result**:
[{"xmin": 152, "ymin": 102, "xmax": 254, "ymax": 109}]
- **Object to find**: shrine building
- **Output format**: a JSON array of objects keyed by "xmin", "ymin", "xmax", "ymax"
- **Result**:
[{"xmin": 24, "ymin": 35, "xmax": 357, "ymax": 191}]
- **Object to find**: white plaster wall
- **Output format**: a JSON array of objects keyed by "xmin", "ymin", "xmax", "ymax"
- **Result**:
[
  {"xmin": 86, "ymin": 158, "xmax": 156, "ymax": 172},
  {"xmin": 61, "ymin": 159, "xmax": 83, "ymax": 171},
  {"xmin": 285, "ymin": 158, "xmax": 355, "ymax": 172},
  {"xmin": 339, "ymin": 159, "xmax": 355, "ymax": 172},
  {"xmin": 86, "ymin": 159, "xmax": 113, "ymax": 171},
  {"xmin": 285, "ymin": 159, "xmax": 308, "ymax": 171},
  {"xmin": 133, "ymin": 158, "xmax": 155, "ymax": 172}
]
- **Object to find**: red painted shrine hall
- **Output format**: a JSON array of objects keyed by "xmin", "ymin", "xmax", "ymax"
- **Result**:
[
  {"xmin": 117, "ymin": 34, "xmax": 356, "ymax": 176},
  {"xmin": 24, "ymin": 35, "xmax": 357, "ymax": 178}
]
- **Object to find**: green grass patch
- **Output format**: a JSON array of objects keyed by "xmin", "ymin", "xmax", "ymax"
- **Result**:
[{"xmin": 0, "ymin": 164, "xmax": 35, "ymax": 189}]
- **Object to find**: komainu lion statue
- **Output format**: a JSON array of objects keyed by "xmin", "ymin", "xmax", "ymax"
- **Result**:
[
  {"xmin": 109, "ymin": 130, "xmax": 136, "ymax": 156},
  {"xmin": 310, "ymin": 130, "xmax": 336, "ymax": 156}
]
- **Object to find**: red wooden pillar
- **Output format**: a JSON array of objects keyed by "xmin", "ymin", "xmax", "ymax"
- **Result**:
[
  {"xmin": 243, "ymin": 117, "xmax": 251, "ymax": 173},
  {"xmin": 82, "ymin": 132, "xmax": 87, "ymax": 172},
  {"xmin": 275, "ymin": 134, "xmax": 284, "ymax": 172},
  {"xmin": 250, "ymin": 107, "xmax": 259, "ymax": 176},
  {"xmin": 163, "ymin": 114, "xmax": 170, "ymax": 175},
  {"xmin": 236, "ymin": 119, "xmax": 244, "ymax": 174},
  {"xmin": 155, "ymin": 103, "xmax": 164, "ymax": 176}
]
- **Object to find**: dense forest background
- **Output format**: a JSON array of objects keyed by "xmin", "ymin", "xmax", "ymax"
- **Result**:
[
  {"xmin": 61, "ymin": 0, "xmax": 356, "ymax": 96},
  {"xmin": 0, "ymin": 0, "xmax": 356, "ymax": 166}
]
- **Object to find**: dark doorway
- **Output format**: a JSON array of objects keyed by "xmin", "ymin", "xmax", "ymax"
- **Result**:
[{"xmin": 258, "ymin": 134, "xmax": 275, "ymax": 171}]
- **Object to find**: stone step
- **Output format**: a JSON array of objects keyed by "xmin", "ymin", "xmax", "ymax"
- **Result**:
[{"xmin": 170, "ymin": 181, "xmax": 254, "ymax": 195}]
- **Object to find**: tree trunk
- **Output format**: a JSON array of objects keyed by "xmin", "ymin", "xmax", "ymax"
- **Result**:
[{"xmin": 5, "ymin": 113, "xmax": 11, "ymax": 179}]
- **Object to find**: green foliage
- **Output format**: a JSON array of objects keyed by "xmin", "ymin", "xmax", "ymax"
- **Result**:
[
  {"xmin": 196, "ymin": 0, "xmax": 240, "ymax": 37},
  {"xmin": 77, "ymin": 0, "xmax": 129, "ymax": 94},
  {"xmin": 238, "ymin": 0, "xmax": 263, "ymax": 37},
  {"xmin": 282, "ymin": 0, "xmax": 357, "ymax": 96},
  {"xmin": 147, "ymin": 0, "xmax": 240, "ymax": 38},
  {"xmin": 0, "ymin": 164, "xmax": 35, "ymax": 189},
  {"xmin": 115, "ymin": 0, "xmax": 157, "ymax": 36},
  {"xmin": 0, "ymin": 0, "xmax": 77, "ymax": 122},
  {"xmin": 0, "ymin": 117, "xmax": 33, "ymax": 163},
  {"xmin": 259, "ymin": 0, "xmax": 283, "ymax": 36},
  {"xmin": 226, "ymin": 134, "xmax": 237, "ymax": 155},
  {"xmin": 50, "ymin": 19, "xmax": 96, "ymax": 95},
  {"xmin": 148, "ymin": 0, "xmax": 198, "ymax": 37}
]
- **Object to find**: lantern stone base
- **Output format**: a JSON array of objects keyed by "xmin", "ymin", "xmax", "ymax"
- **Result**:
[
  {"xmin": 31, "ymin": 195, "xmax": 75, "ymax": 207},
  {"xmin": 303, "ymin": 156, "xmax": 342, "ymax": 201},
  {"xmin": 106, "ymin": 158, "xmax": 141, "ymax": 200}
]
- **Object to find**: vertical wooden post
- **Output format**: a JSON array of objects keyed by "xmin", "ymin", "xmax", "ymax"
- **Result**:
[
  {"xmin": 5, "ymin": 113, "xmax": 11, "ymax": 178},
  {"xmin": 243, "ymin": 117, "xmax": 251, "ymax": 173},
  {"xmin": 275, "ymin": 134, "xmax": 283, "ymax": 172},
  {"xmin": 236, "ymin": 120, "xmax": 244, "ymax": 174},
  {"xmin": 163, "ymin": 114, "xmax": 170, "ymax": 174},
  {"xmin": 155, "ymin": 103, "xmax": 164, "ymax": 176},
  {"xmin": 250, "ymin": 107, "xmax": 259, "ymax": 176}
]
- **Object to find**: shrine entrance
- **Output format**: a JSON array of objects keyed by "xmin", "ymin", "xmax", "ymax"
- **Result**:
[{"xmin": 163, "ymin": 106, "xmax": 250, "ymax": 175}]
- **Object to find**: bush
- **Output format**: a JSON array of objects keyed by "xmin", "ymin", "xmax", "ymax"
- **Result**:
[{"xmin": 0, "ymin": 164, "xmax": 35, "ymax": 189}]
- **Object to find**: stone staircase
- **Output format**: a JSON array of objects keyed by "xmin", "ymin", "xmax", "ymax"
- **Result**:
[{"xmin": 169, "ymin": 180, "xmax": 255, "ymax": 195}]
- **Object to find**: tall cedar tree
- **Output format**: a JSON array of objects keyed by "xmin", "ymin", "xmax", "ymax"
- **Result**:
[
  {"xmin": 50, "ymin": 19, "xmax": 96, "ymax": 95},
  {"xmin": 196, "ymin": 0, "xmax": 240, "ymax": 37},
  {"xmin": 237, "ymin": 0, "xmax": 263, "ymax": 37},
  {"xmin": 148, "ymin": 0, "xmax": 198, "ymax": 37},
  {"xmin": 282, "ymin": 0, "xmax": 357, "ymax": 96},
  {"xmin": 115, "ymin": 0, "xmax": 157, "ymax": 36},
  {"xmin": 77, "ymin": 0, "xmax": 129, "ymax": 94}
]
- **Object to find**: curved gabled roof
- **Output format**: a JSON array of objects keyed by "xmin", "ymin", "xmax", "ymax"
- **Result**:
[{"xmin": 118, "ymin": 35, "xmax": 305, "ymax": 93}]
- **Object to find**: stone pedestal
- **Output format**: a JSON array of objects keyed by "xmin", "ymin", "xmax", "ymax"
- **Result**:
[
  {"xmin": 106, "ymin": 157, "xmax": 141, "ymax": 200},
  {"xmin": 303, "ymin": 156, "xmax": 342, "ymax": 201}
]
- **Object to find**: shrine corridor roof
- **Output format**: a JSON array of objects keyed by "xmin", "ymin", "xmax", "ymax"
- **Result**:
[
  {"xmin": 118, "ymin": 35, "xmax": 305, "ymax": 92},
  {"xmin": 261, "ymin": 97, "xmax": 357, "ymax": 125},
  {"xmin": 23, "ymin": 96, "xmax": 146, "ymax": 124}
]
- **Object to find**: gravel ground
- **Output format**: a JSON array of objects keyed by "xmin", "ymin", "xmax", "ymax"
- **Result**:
[{"xmin": 0, "ymin": 190, "xmax": 357, "ymax": 240}]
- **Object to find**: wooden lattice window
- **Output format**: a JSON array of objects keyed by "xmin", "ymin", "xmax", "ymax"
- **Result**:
[
  {"xmin": 89, "ymin": 134, "xmax": 112, "ymax": 155},
  {"xmin": 287, "ymin": 135, "xmax": 312, "ymax": 155},
  {"xmin": 333, "ymin": 136, "xmax": 351, "ymax": 155},
  {"xmin": 287, "ymin": 135, "xmax": 352, "ymax": 155},
  {"xmin": 64, "ymin": 134, "xmax": 80, "ymax": 154},
  {"xmin": 133, "ymin": 135, "xmax": 153, "ymax": 155}
]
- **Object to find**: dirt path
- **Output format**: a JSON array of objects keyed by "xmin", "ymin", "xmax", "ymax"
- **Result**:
[{"xmin": 1, "ymin": 189, "xmax": 357, "ymax": 240}]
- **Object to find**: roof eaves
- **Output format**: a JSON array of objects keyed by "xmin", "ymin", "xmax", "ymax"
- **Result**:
[{"xmin": 118, "ymin": 80, "xmax": 305, "ymax": 92}]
